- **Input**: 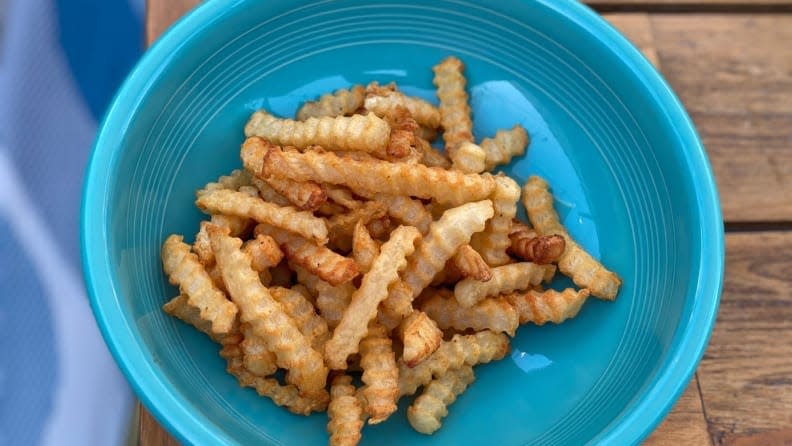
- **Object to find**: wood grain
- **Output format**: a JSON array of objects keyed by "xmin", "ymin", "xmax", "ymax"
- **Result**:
[
  {"xmin": 145, "ymin": 0, "xmax": 200, "ymax": 45},
  {"xmin": 645, "ymin": 376, "xmax": 712, "ymax": 445},
  {"xmin": 139, "ymin": 405, "xmax": 179, "ymax": 446},
  {"xmin": 697, "ymin": 231, "xmax": 792, "ymax": 445}
]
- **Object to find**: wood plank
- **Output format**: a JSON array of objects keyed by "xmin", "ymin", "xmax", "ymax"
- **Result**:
[
  {"xmin": 145, "ymin": 0, "xmax": 200, "ymax": 45},
  {"xmin": 139, "ymin": 404, "xmax": 179, "ymax": 446},
  {"xmin": 698, "ymin": 231, "xmax": 792, "ymax": 445},
  {"xmin": 604, "ymin": 13, "xmax": 661, "ymax": 68},
  {"xmin": 645, "ymin": 375, "xmax": 712, "ymax": 445},
  {"xmin": 588, "ymin": 0, "xmax": 792, "ymax": 5}
]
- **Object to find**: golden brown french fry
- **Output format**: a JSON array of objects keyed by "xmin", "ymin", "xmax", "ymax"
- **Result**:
[
  {"xmin": 355, "ymin": 191, "xmax": 433, "ymax": 234},
  {"xmin": 380, "ymin": 200, "xmax": 495, "ymax": 327},
  {"xmin": 325, "ymin": 225, "xmax": 421, "ymax": 369},
  {"xmin": 293, "ymin": 264, "xmax": 354, "ymax": 330},
  {"xmin": 509, "ymin": 225, "xmax": 565, "ymax": 265},
  {"xmin": 262, "ymin": 175, "xmax": 327, "ymax": 211},
  {"xmin": 364, "ymin": 82, "xmax": 441, "ymax": 129},
  {"xmin": 414, "ymin": 137, "xmax": 451, "ymax": 169},
  {"xmin": 450, "ymin": 141, "xmax": 486, "ymax": 174},
  {"xmin": 407, "ymin": 365, "xmax": 475, "ymax": 435},
  {"xmin": 503, "ymin": 288, "xmax": 590, "ymax": 325},
  {"xmin": 421, "ymin": 288, "xmax": 519, "ymax": 336},
  {"xmin": 255, "ymin": 224, "xmax": 359, "ymax": 286},
  {"xmin": 297, "ymin": 85, "xmax": 365, "ymax": 120},
  {"xmin": 162, "ymin": 294, "xmax": 241, "ymax": 345},
  {"xmin": 207, "ymin": 225, "xmax": 328, "ymax": 395},
  {"xmin": 241, "ymin": 234, "xmax": 283, "ymax": 272},
  {"xmin": 398, "ymin": 310, "xmax": 443, "ymax": 367},
  {"xmin": 270, "ymin": 286, "xmax": 330, "ymax": 352},
  {"xmin": 470, "ymin": 174, "xmax": 521, "ymax": 266},
  {"xmin": 325, "ymin": 185, "xmax": 363, "ymax": 210},
  {"xmin": 326, "ymin": 200, "xmax": 387, "ymax": 252},
  {"xmin": 480, "ymin": 125, "xmax": 529, "ymax": 170},
  {"xmin": 196, "ymin": 188, "xmax": 328, "ymax": 244},
  {"xmin": 245, "ymin": 110, "xmax": 390, "ymax": 154},
  {"xmin": 433, "ymin": 56, "xmax": 474, "ymax": 158},
  {"xmin": 522, "ymin": 176, "xmax": 622, "ymax": 300},
  {"xmin": 327, "ymin": 375, "xmax": 364, "ymax": 446},
  {"xmin": 239, "ymin": 323, "xmax": 278, "ymax": 377},
  {"xmin": 379, "ymin": 105, "xmax": 418, "ymax": 159},
  {"xmin": 398, "ymin": 331, "xmax": 509, "ymax": 396},
  {"xmin": 365, "ymin": 215, "xmax": 393, "ymax": 240},
  {"xmin": 195, "ymin": 169, "xmax": 252, "ymax": 198},
  {"xmin": 360, "ymin": 323, "xmax": 399, "ymax": 424},
  {"xmin": 452, "ymin": 244, "xmax": 492, "ymax": 282},
  {"xmin": 454, "ymin": 262, "xmax": 556, "ymax": 308},
  {"xmin": 161, "ymin": 235, "xmax": 238, "ymax": 334},
  {"xmin": 243, "ymin": 140, "xmax": 497, "ymax": 205},
  {"xmin": 352, "ymin": 221, "xmax": 380, "ymax": 274},
  {"xmin": 250, "ymin": 176, "xmax": 292, "ymax": 207}
]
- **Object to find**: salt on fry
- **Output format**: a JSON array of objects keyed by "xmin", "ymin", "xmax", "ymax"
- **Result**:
[
  {"xmin": 360, "ymin": 323, "xmax": 399, "ymax": 424},
  {"xmin": 398, "ymin": 310, "xmax": 443, "ymax": 367},
  {"xmin": 207, "ymin": 225, "xmax": 328, "ymax": 395},
  {"xmin": 262, "ymin": 175, "xmax": 327, "ymax": 211},
  {"xmin": 255, "ymin": 224, "xmax": 359, "ymax": 286},
  {"xmin": 421, "ymin": 288, "xmax": 519, "ymax": 336},
  {"xmin": 480, "ymin": 124, "xmax": 529, "ymax": 170},
  {"xmin": 325, "ymin": 225, "xmax": 421, "ymax": 369},
  {"xmin": 364, "ymin": 82, "xmax": 441, "ymax": 129},
  {"xmin": 454, "ymin": 262, "xmax": 556, "ymax": 308},
  {"xmin": 162, "ymin": 294, "xmax": 241, "ymax": 345},
  {"xmin": 297, "ymin": 85, "xmax": 365, "ymax": 120},
  {"xmin": 241, "ymin": 234, "xmax": 283, "ymax": 272},
  {"xmin": 196, "ymin": 188, "xmax": 328, "ymax": 244},
  {"xmin": 161, "ymin": 234, "xmax": 238, "ymax": 334},
  {"xmin": 503, "ymin": 288, "xmax": 590, "ymax": 325},
  {"xmin": 352, "ymin": 221, "xmax": 380, "ymax": 274},
  {"xmin": 470, "ymin": 174, "xmax": 521, "ymax": 266},
  {"xmin": 452, "ymin": 244, "xmax": 492, "ymax": 282},
  {"xmin": 327, "ymin": 375, "xmax": 365, "ymax": 446},
  {"xmin": 407, "ymin": 365, "xmax": 474, "ymax": 435},
  {"xmin": 522, "ymin": 176, "xmax": 622, "ymax": 299},
  {"xmin": 270, "ymin": 286, "xmax": 330, "ymax": 351},
  {"xmin": 433, "ymin": 56, "xmax": 474, "ymax": 157},
  {"xmin": 245, "ymin": 110, "xmax": 390, "ymax": 154}
]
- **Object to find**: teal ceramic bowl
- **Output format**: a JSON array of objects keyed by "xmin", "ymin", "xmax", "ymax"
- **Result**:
[{"xmin": 81, "ymin": 0, "xmax": 724, "ymax": 444}]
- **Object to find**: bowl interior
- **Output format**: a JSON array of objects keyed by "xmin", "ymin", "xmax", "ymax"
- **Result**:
[{"xmin": 84, "ymin": 1, "xmax": 721, "ymax": 445}]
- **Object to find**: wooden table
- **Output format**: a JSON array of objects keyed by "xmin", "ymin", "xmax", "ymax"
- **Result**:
[{"xmin": 141, "ymin": 1, "xmax": 792, "ymax": 444}]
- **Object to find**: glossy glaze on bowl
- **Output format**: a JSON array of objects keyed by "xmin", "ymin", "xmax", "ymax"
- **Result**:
[{"xmin": 82, "ymin": 1, "xmax": 723, "ymax": 445}]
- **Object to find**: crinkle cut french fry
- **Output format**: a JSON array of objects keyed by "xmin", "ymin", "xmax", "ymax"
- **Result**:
[
  {"xmin": 325, "ymin": 225, "xmax": 421, "ymax": 369},
  {"xmin": 256, "ymin": 224, "xmax": 359, "ymax": 286},
  {"xmin": 360, "ymin": 323, "xmax": 399, "ymax": 424},
  {"xmin": 207, "ymin": 226, "xmax": 328, "ymax": 395},
  {"xmin": 355, "ymin": 191, "xmax": 433, "ymax": 235},
  {"xmin": 327, "ymin": 375, "xmax": 365, "ymax": 446},
  {"xmin": 509, "ymin": 229, "xmax": 565, "ymax": 265},
  {"xmin": 450, "ymin": 141, "xmax": 486, "ymax": 174},
  {"xmin": 379, "ymin": 105, "xmax": 417, "ymax": 159},
  {"xmin": 407, "ymin": 365, "xmax": 475, "ymax": 435},
  {"xmin": 297, "ymin": 85, "xmax": 365, "ymax": 120},
  {"xmin": 398, "ymin": 331, "xmax": 509, "ymax": 396},
  {"xmin": 454, "ymin": 262, "xmax": 556, "ymax": 308},
  {"xmin": 327, "ymin": 200, "xmax": 387, "ymax": 252},
  {"xmin": 452, "ymin": 244, "xmax": 492, "ymax": 282},
  {"xmin": 398, "ymin": 310, "xmax": 443, "ymax": 367},
  {"xmin": 414, "ymin": 137, "xmax": 451, "ymax": 169},
  {"xmin": 420, "ymin": 288, "xmax": 519, "ymax": 336},
  {"xmin": 196, "ymin": 188, "xmax": 328, "ymax": 244},
  {"xmin": 223, "ymin": 347, "xmax": 328, "ymax": 415},
  {"xmin": 262, "ymin": 175, "xmax": 327, "ymax": 211},
  {"xmin": 480, "ymin": 124, "xmax": 529, "ymax": 170},
  {"xmin": 325, "ymin": 185, "xmax": 363, "ymax": 210},
  {"xmin": 162, "ymin": 294, "xmax": 241, "ymax": 345},
  {"xmin": 293, "ymin": 264, "xmax": 354, "ymax": 330},
  {"xmin": 195, "ymin": 169, "xmax": 252, "ymax": 198},
  {"xmin": 503, "ymin": 288, "xmax": 590, "ymax": 325},
  {"xmin": 245, "ymin": 110, "xmax": 390, "ymax": 154},
  {"xmin": 245, "ymin": 141, "xmax": 497, "ymax": 205},
  {"xmin": 240, "ymin": 323, "xmax": 278, "ymax": 377},
  {"xmin": 433, "ymin": 56, "xmax": 474, "ymax": 156},
  {"xmin": 380, "ymin": 200, "xmax": 495, "ymax": 325},
  {"xmin": 161, "ymin": 235, "xmax": 238, "ymax": 334},
  {"xmin": 241, "ymin": 234, "xmax": 284, "ymax": 272},
  {"xmin": 270, "ymin": 286, "xmax": 330, "ymax": 352},
  {"xmin": 364, "ymin": 82, "xmax": 441, "ymax": 129},
  {"xmin": 352, "ymin": 221, "xmax": 380, "ymax": 274},
  {"xmin": 522, "ymin": 176, "xmax": 622, "ymax": 300},
  {"xmin": 470, "ymin": 175, "xmax": 521, "ymax": 266},
  {"xmin": 366, "ymin": 215, "xmax": 393, "ymax": 241},
  {"xmin": 250, "ymin": 176, "xmax": 292, "ymax": 207}
]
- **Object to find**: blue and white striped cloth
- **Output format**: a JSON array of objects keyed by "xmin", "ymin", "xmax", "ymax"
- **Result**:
[{"xmin": 0, "ymin": 0, "xmax": 143, "ymax": 444}]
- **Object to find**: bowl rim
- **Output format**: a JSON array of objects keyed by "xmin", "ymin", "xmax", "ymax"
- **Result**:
[{"xmin": 80, "ymin": 0, "xmax": 724, "ymax": 444}]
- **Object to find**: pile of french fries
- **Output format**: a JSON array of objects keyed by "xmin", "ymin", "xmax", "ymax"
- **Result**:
[{"xmin": 160, "ymin": 56, "xmax": 621, "ymax": 445}]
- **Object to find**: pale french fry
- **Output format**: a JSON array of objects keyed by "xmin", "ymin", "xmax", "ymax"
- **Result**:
[
  {"xmin": 161, "ymin": 234, "xmax": 238, "ymax": 334},
  {"xmin": 452, "ymin": 244, "xmax": 492, "ymax": 282},
  {"xmin": 195, "ymin": 169, "xmax": 252, "ymax": 198},
  {"xmin": 256, "ymin": 224, "xmax": 359, "ymax": 286},
  {"xmin": 503, "ymin": 288, "xmax": 590, "ymax": 325},
  {"xmin": 470, "ymin": 174, "xmax": 521, "ymax": 266},
  {"xmin": 450, "ymin": 141, "xmax": 486, "ymax": 174},
  {"xmin": 162, "ymin": 294, "xmax": 241, "ymax": 345},
  {"xmin": 291, "ymin": 283, "xmax": 316, "ymax": 305},
  {"xmin": 239, "ymin": 323, "xmax": 278, "ymax": 377},
  {"xmin": 398, "ymin": 310, "xmax": 443, "ymax": 367},
  {"xmin": 407, "ymin": 365, "xmax": 475, "ymax": 435},
  {"xmin": 245, "ymin": 110, "xmax": 390, "ymax": 154},
  {"xmin": 421, "ymin": 288, "xmax": 519, "ymax": 336},
  {"xmin": 360, "ymin": 323, "xmax": 399, "ymax": 424},
  {"xmin": 207, "ymin": 226, "xmax": 328, "ymax": 395},
  {"xmin": 327, "ymin": 375, "xmax": 364, "ymax": 446},
  {"xmin": 293, "ymin": 264, "xmax": 354, "ymax": 329},
  {"xmin": 196, "ymin": 189, "xmax": 328, "ymax": 244},
  {"xmin": 352, "ymin": 221, "xmax": 380, "ymax": 274},
  {"xmin": 244, "ymin": 140, "xmax": 497, "ymax": 205},
  {"xmin": 364, "ymin": 82, "xmax": 441, "ymax": 129},
  {"xmin": 480, "ymin": 124, "xmax": 529, "ymax": 170},
  {"xmin": 355, "ymin": 191, "xmax": 433, "ymax": 234},
  {"xmin": 325, "ymin": 225, "xmax": 421, "ymax": 369},
  {"xmin": 270, "ymin": 286, "xmax": 330, "ymax": 351},
  {"xmin": 398, "ymin": 331, "xmax": 509, "ymax": 396},
  {"xmin": 433, "ymin": 56, "xmax": 474, "ymax": 157},
  {"xmin": 224, "ymin": 348, "xmax": 328, "ymax": 415},
  {"xmin": 522, "ymin": 176, "xmax": 622, "ymax": 300},
  {"xmin": 262, "ymin": 175, "xmax": 327, "ymax": 211},
  {"xmin": 297, "ymin": 85, "xmax": 365, "ymax": 120},
  {"xmin": 250, "ymin": 176, "xmax": 292, "ymax": 207},
  {"xmin": 325, "ymin": 185, "xmax": 363, "ymax": 210},
  {"xmin": 241, "ymin": 234, "xmax": 283, "ymax": 272},
  {"xmin": 380, "ymin": 200, "xmax": 495, "ymax": 326},
  {"xmin": 414, "ymin": 137, "xmax": 451, "ymax": 169},
  {"xmin": 454, "ymin": 262, "xmax": 556, "ymax": 308},
  {"xmin": 327, "ymin": 200, "xmax": 387, "ymax": 252}
]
